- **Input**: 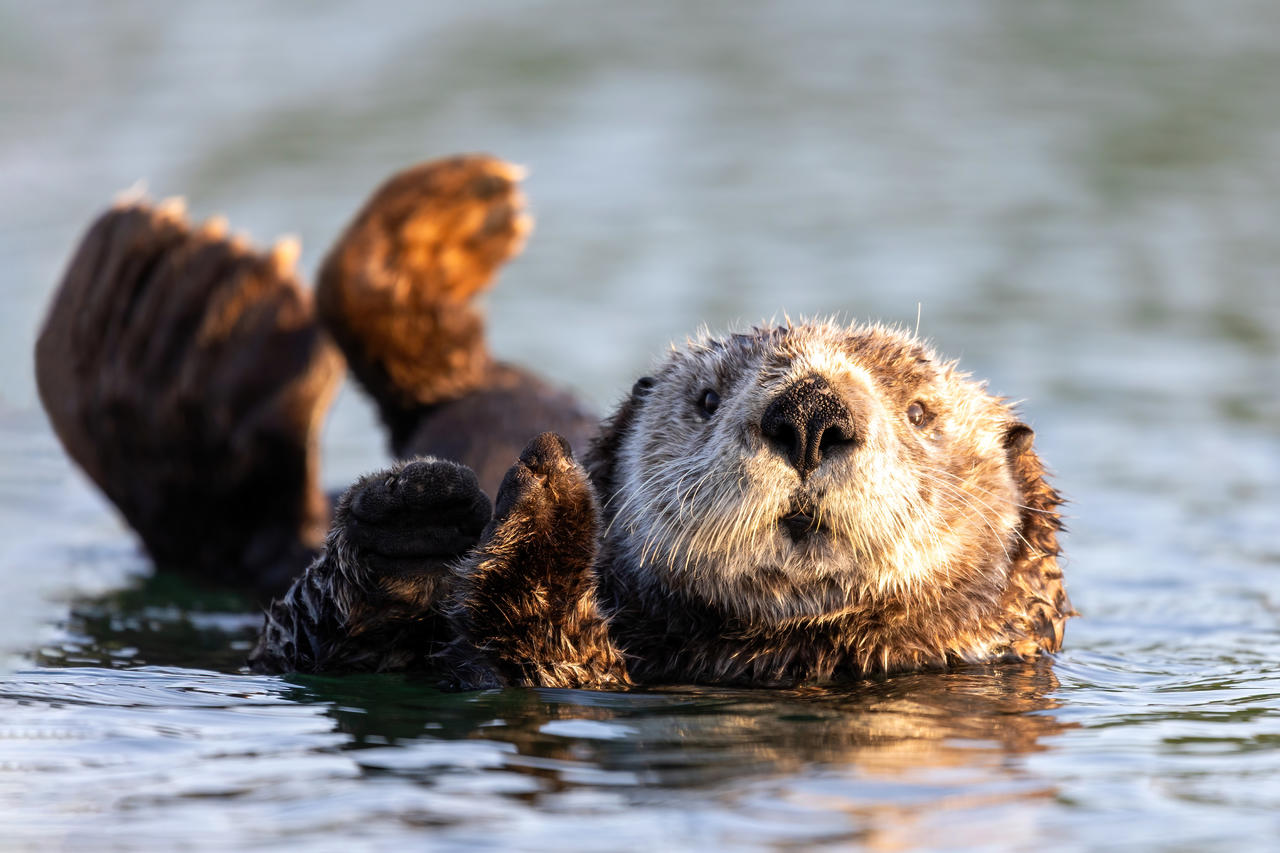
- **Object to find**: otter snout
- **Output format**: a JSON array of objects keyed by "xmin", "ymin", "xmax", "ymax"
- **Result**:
[{"xmin": 760, "ymin": 374, "xmax": 858, "ymax": 477}]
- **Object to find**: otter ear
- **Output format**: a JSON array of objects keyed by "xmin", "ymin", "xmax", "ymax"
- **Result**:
[
  {"xmin": 583, "ymin": 384, "xmax": 646, "ymax": 503},
  {"xmin": 1004, "ymin": 422, "xmax": 1035, "ymax": 456},
  {"xmin": 586, "ymin": 375, "xmax": 656, "ymax": 500},
  {"xmin": 631, "ymin": 376, "xmax": 656, "ymax": 397}
]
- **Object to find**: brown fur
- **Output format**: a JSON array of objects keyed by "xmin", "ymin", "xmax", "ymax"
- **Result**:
[
  {"xmin": 35, "ymin": 154, "xmax": 1071, "ymax": 688},
  {"xmin": 315, "ymin": 155, "xmax": 596, "ymax": 487},
  {"xmin": 36, "ymin": 155, "xmax": 592, "ymax": 599},
  {"xmin": 250, "ymin": 436, "xmax": 629, "ymax": 689},
  {"xmin": 249, "ymin": 457, "xmax": 490, "ymax": 673},
  {"xmin": 35, "ymin": 200, "xmax": 342, "ymax": 593},
  {"xmin": 258, "ymin": 321, "xmax": 1071, "ymax": 689},
  {"xmin": 315, "ymin": 155, "xmax": 528, "ymax": 417},
  {"xmin": 580, "ymin": 322, "xmax": 1073, "ymax": 686},
  {"xmin": 442, "ymin": 433, "xmax": 630, "ymax": 689}
]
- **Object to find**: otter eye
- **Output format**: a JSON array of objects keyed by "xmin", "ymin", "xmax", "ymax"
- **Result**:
[
  {"xmin": 699, "ymin": 388, "xmax": 721, "ymax": 417},
  {"xmin": 907, "ymin": 401, "xmax": 928, "ymax": 427}
]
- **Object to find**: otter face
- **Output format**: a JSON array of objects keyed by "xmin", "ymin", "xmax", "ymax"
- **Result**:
[{"xmin": 607, "ymin": 322, "xmax": 1029, "ymax": 624}]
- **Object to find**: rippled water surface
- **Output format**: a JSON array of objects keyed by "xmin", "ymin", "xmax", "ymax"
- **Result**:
[{"xmin": 2, "ymin": 2, "xmax": 1278, "ymax": 850}]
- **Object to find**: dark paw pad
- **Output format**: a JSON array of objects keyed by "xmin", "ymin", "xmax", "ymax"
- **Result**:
[{"xmin": 344, "ymin": 458, "xmax": 492, "ymax": 560}]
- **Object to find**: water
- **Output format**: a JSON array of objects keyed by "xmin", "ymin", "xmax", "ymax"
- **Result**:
[{"xmin": 2, "ymin": 2, "xmax": 1278, "ymax": 850}]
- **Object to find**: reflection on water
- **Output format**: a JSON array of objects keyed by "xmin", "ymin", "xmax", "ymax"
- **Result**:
[
  {"xmin": 5, "ymin": 584, "xmax": 1075, "ymax": 850},
  {"xmin": 32, "ymin": 575, "xmax": 261, "ymax": 673},
  {"xmin": 300, "ymin": 663, "xmax": 1071, "ymax": 785},
  {"xmin": 2, "ymin": 0, "xmax": 1279, "ymax": 850}
]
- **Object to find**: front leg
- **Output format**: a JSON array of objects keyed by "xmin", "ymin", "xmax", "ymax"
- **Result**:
[
  {"xmin": 446, "ymin": 433, "xmax": 630, "ymax": 690},
  {"xmin": 249, "ymin": 457, "xmax": 491, "ymax": 674}
]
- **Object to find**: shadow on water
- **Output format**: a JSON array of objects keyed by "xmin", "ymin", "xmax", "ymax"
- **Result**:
[{"xmin": 34, "ymin": 572, "xmax": 263, "ymax": 672}]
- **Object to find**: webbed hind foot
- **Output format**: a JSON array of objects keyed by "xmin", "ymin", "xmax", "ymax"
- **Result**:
[
  {"xmin": 35, "ymin": 199, "xmax": 342, "ymax": 594},
  {"xmin": 316, "ymin": 154, "xmax": 532, "ymax": 424}
]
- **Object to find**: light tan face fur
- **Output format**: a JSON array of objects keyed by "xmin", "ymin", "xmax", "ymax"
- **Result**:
[{"xmin": 608, "ymin": 322, "xmax": 1025, "ymax": 624}]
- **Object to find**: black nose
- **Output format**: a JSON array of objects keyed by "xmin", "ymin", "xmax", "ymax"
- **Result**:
[{"xmin": 760, "ymin": 374, "xmax": 857, "ymax": 477}]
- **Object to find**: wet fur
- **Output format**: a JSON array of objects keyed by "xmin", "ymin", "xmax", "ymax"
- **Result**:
[
  {"xmin": 586, "ymin": 322, "xmax": 1075, "ymax": 681},
  {"xmin": 259, "ymin": 321, "xmax": 1070, "ymax": 689},
  {"xmin": 314, "ymin": 156, "xmax": 597, "ymax": 493},
  {"xmin": 36, "ymin": 155, "xmax": 1071, "ymax": 689},
  {"xmin": 440, "ymin": 433, "xmax": 629, "ymax": 689},
  {"xmin": 35, "ymin": 156, "xmax": 592, "ymax": 600},
  {"xmin": 34, "ymin": 201, "xmax": 342, "ymax": 593},
  {"xmin": 250, "ymin": 437, "xmax": 629, "ymax": 689},
  {"xmin": 585, "ymin": 322, "xmax": 1072, "ymax": 686},
  {"xmin": 251, "ymin": 457, "xmax": 490, "ymax": 673}
]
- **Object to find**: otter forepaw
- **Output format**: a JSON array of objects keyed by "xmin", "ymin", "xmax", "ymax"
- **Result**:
[
  {"xmin": 457, "ymin": 432, "xmax": 601, "ymax": 619},
  {"xmin": 445, "ymin": 433, "xmax": 626, "ymax": 689},
  {"xmin": 342, "ymin": 457, "xmax": 492, "ymax": 566},
  {"xmin": 250, "ymin": 458, "xmax": 489, "ymax": 675}
]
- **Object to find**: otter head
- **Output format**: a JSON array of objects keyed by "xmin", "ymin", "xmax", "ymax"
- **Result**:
[{"xmin": 590, "ymin": 321, "xmax": 1059, "ymax": 627}]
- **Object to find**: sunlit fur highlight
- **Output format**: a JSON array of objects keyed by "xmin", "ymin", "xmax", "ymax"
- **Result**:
[
  {"xmin": 595, "ymin": 319, "xmax": 1066, "ymax": 677},
  {"xmin": 257, "ymin": 319, "xmax": 1071, "ymax": 686}
]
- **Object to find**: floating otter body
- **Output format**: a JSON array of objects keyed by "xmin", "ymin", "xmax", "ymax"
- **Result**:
[
  {"xmin": 36, "ymin": 156, "xmax": 1072, "ymax": 689},
  {"xmin": 250, "ymin": 321, "xmax": 1071, "ymax": 688}
]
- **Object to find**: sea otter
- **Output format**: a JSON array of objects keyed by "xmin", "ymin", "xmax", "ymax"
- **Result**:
[{"xmin": 35, "ymin": 155, "xmax": 1072, "ymax": 689}]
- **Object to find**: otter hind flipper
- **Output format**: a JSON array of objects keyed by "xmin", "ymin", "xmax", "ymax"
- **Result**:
[
  {"xmin": 315, "ymin": 155, "xmax": 600, "ymax": 489},
  {"xmin": 315, "ymin": 155, "xmax": 533, "ymax": 447},
  {"xmin": 35, "ymin": 201, "xmax": 343, "ymax": 594}
]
